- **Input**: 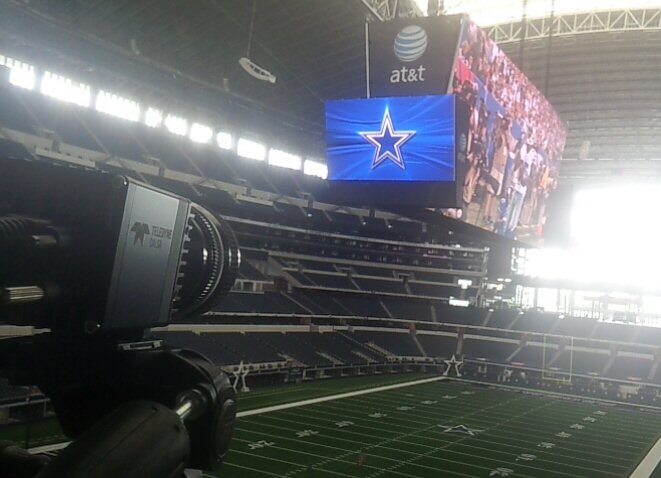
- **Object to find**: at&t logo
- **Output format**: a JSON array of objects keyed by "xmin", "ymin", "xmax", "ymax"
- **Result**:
[{"xmin": 391, "ymin": 25, "xmax": 427, "ymax": 84}]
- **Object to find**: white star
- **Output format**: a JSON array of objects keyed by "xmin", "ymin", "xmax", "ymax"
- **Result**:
[
  {"xmin": 440, "ymin": 424, "xmax": 483, "ymax": 436},
  {"xmin": 443, "ymin": 354, "xmax": 464, "ymax": 377},
  {"xmin": 359, "ymin": 108, "xmax": 415, "ymax": 171}
]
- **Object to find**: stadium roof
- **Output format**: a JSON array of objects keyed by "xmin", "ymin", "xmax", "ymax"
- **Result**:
[{"xmin": 435, "ymin": 0, "xmax": 661, "ymax": 25}]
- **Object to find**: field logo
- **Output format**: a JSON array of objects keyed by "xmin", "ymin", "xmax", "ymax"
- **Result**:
[
  {"xmin": 440, "ymin": 424, "xmax": 483, "ymax": 436},
  {"xmin": 390, "ymin": 25, "xmax": 427, "ymax": 83}
]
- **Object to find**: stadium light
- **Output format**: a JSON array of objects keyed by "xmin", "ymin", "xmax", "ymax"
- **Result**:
[
  {"xmin": 95, "ymin": 90, "xmax": 140, "ymax": 122},
  {"xmin": 268, "ymin": 149, "xmax": 302, "ymax": 170},
  {"xmin": 216, "ymin": 131, "xmax": 232, "ymax": 150},
  {"xmin": 237, "ymin": 138, "xmax": 266, "ymax": 161},
  {"xmin": 145, "ymin": 108, "xmax": 163, "ymax": 128},
  {"xmin": 164, "ymin": 114, "xmax": 188, "ymax": 136},
  {"xmin": 189, "ymin": 123, "xmax": 213, "ymax": 144},
  {"xmin": 303, "ymin": 159, "xmax": 328, "ymax": 179},
  {"xmin": 8, "ymin": 60, "xmax": 36, "ymax": 90},
  {"xmin": 40, "ymin": 72, "xmax": 91, "ymax": 107}
]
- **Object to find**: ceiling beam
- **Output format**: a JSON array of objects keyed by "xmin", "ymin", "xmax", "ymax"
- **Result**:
[
  {"xmin": 488, "ymin": 9, "xmax": 661, "ymax": 44},
  {"xmin": 360, "ymin": 0, "xmax": 422, "ymax": 21}
]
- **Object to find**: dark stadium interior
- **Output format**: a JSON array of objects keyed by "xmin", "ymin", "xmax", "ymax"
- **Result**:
[{"xmin": 3, "ymin": 1, "xmax": 661, "ymax": 477}]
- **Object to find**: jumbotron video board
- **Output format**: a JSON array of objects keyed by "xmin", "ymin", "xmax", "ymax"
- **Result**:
[
  {"xmin": 361, "ymin": 14, "xmax": 566, "ymax": 242},
  {"xmin": 325, "ymin": 94, "xmax": 468, "ymax": 206},
  {"xmin": 452, "ymin": 18, "xmax": 566, "ymax": 241}
]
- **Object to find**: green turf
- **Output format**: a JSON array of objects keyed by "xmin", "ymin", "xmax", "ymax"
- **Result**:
[
  {"xmin": 238, "ymin": 373, "xmax": 431, "ymax": 411},
  {"xmin": 3, "ymin": 374, "xmax": 661, "ymax": 476},
  {"xmin": 220, "ymin": 378, "xmax": 661, "ymax": 477}
]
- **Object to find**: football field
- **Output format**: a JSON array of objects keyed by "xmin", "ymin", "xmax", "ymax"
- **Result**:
[{"xmin": 221, "ymin": 377, "xmax": 661, "ymax": 477}]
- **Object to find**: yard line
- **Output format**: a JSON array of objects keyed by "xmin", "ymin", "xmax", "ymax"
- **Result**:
[
  {"xmin": 238, "ymin": 376, "xmax": 445, "ymax": 417},
  {"xmin": 439, "ymin": 398, "xmax": 619, "ymax": 478},
  {"xmin": 360, "ymin": 385, "xmax": 624, "ymax": 477},
  {"xmin": 229, "ymin": 448, "xmax": 310, "ymax": 468},
  {"xmin": 382, "ymin": 384, "xmax": 661, "ymax": 437},
  {"xmin": 236, "ymin": 423, "xmax": 513, "ymax": 476},
  {"xmin": 234, "ymin": 430, "xmax": 500, "ymax": 478},
  {"xmin": 249, "ymin": 403, "xmax": 638, "ymax": 468},
  {"xmin": 230, "ymin": 447, "xmax": 419, "ymax": 477},
  {"xmin": 232, "ymin": 436, "xmax": 434, "ymax": 477},
  {"xmin": 363, "ymin": 394, "xmax": 541, "ymax": 478},
  {"xmin": 236, "ymin": 422, "xmax": 622, "ymax": 476},
  {"xmin": 222, "ymin": 461, "xmax": 284, "ymax": 476},
  {"xmin": 241, "ymin": 393, "xmax": 537, "ymax": 477},
  {"xmin": 454, "ymin": 378, "xmax": 661, "ymax": 412}
]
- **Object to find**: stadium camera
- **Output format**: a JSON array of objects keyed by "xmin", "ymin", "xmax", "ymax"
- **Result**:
[{"xmin": 0, "ymin": 157, "xmax": 241, "ymax": 478}]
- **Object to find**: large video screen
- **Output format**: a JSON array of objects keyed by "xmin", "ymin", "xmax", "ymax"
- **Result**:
[
  {"xmin": 450, "ymin": 18, "xmax": 567, "ymax": 242},
  {"xmin": 324, "ymin": 95, "xmax": 464, "ymax": 207},
  {"xmin": 326, "ymin": 95, "xmax": 455, "ymax": 182}
]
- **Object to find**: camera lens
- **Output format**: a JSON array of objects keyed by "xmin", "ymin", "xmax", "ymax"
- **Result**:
[{"xmin": 172, "ymin": 204, "xmax": 240, "ymax": 320}]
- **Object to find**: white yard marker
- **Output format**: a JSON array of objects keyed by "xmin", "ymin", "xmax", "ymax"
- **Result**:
[{"xmin": 238, "ymin": 376, "xmax": 444, "ymax": 418}]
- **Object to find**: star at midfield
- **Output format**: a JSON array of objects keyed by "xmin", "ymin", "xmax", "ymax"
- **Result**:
[
  {"xmin": 439, "ymin": 424, "xmax": 483, "ymax": 436},
  {"xmin": 359, "ymin": 108, "xmax": 415, "ymax": 171}
]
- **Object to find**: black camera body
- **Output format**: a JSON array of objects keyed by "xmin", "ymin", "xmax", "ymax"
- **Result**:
[
  {"xmin": 1, "ymin": 158, "xmax": 239, "ymax": 334},
  {"xmin": 0, "ymin": 158, "xmax": 240, "ymax": 478}
]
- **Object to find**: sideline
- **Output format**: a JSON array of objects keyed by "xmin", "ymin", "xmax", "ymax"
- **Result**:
[
  {"xmin": 238, "ymin": 375, "xmax": 445, "ymax": 417},
  {"xmin": 630, "ymin": 435, "xmax": 661, "ymax": 477}
]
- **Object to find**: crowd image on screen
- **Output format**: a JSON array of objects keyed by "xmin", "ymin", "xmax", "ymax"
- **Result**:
[{"xmin": 450, "ymin": 18, "xmax": 567, "ymax": 241}]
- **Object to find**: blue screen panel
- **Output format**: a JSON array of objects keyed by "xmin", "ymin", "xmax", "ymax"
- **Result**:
[{"xmin": 325, "ymin": 95, "xmax": 455, "ymax": 182}]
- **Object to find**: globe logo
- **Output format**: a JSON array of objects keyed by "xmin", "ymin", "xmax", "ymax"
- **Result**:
[{"xmin": 394, "ymin": 25, "xmax": 428, "ymax": 62}]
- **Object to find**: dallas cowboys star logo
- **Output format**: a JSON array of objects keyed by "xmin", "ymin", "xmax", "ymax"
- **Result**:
[
  {"xmin": 443, "ymin": 354, "xmax": 464, "ymax": 377},
  {"xmin": 359, "ymin": 107, "xmax": 415, "ymax": 171},
  {"xmin": 439, "ymin": 424, "xmax": 483, "ymax": 436}
]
